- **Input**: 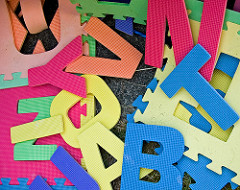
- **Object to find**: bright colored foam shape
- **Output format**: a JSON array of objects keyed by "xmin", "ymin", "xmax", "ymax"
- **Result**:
[
  {"xmin": 66, "ymin": 17, "xmax": 143, "ymax": 79},
  {"xmin": 197, "ymin": 0, "xmax": 227, "ymax": 81},
  {"xmin": 0, "ymin": 178, "xmax": 77, "ymax": 189},
  {"xmin": 71, "ymin": 0, "xmax": 147, "ymax": 24},
  {"xmin": 115, "ymin": 17, "xmax": 133, "ymax": 35},
  {"xmin": 51, "ymin": 146, "xmax": 100, "ymax": 190},
  {"xmin": 234, "ymin": 0, "xmax": 240, "ymax": 12},
  {"xmin": 78, "ymin": 122, "xmax": 124, "ymax": 190},
  {"xmin": 50, "ymin": 75, "xmax": 121, "ymax": 148},
  {"xmin": 14, "ymin": 96, "xmax": 58, "ymax": 161},
  {"xmin": 132, "ymin": 95, "xmax": 148, "ymax": 114},
  {"xmin": 0, "ymin": 0, "xmax": 87, "ymax": 85},
  {"xmin": 29, "ymin": 176, "xmax": 53, "ymax": 190},
  {"xmin": 162, "ymin": 45, "xmax": 234, "ymax": 141},
  {"xmin": 160, "ymin": 44, "xmax": 239, "ymax": 130},
  {"xmin": 145, "ymin": 0, "xmax": 194, "ymax": 68},
  {"xmin": 134, "ymin": 46, "xmax": 240, "ymax": 185},
  {"xmin": 180, "ymin": 101, "xmax": 211, "ymax": 133},
  {"xmin": 78, "ymin": 122, "xmax": 152, "ymax": 190},
  {"xmin": 215, "ymin": 53, "xmax": 239, "ymax": 78},
  {"xmin": 0, "ymin": 85, "xmax": 82, "ymax": 185},
  {"xmin": 176, "ymin": 154, "xmax": 238, "ymax": 190},
  {"xmin": 121, "ymin": 123, "xmax": 184, "ymax": 190},
  {"xmin": 80, "ymin": 94, "xmax": 95, "ymax": 126},
  {"xmin": 11, "ymin": 115, "xmax": 63, "ymax": 144},
  {"xmin": 28, "ymin": 36, "xmax": 86, "ymax": 98},
  {"xmin": 20, "ymin": 0, "xmax": 48, "ymax": 34}
]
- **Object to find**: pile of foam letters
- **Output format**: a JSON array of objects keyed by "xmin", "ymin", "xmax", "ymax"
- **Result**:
[{"xmin": 1, "ymin": 0, "xmax": 240, "ymax": 189}]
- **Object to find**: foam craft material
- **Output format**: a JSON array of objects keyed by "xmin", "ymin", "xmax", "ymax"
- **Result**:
[
  {"xmin": 234, "ymin": 0, "xmax": 240, "ymax": 12},
  {"xmin": 70, "ymin": 0, "xmax": 147, "ymax": 24},
  {"xmin": 11, "ymin": 115, "xmax": 63, "ymax": 144},
  {"xmin": 215, "ymin": 53, "xmax": 239, "ymax": 78},
  {"xmin": 50, "ymin": 75, "xmax": 121, "ymax": 148},
  {"xmin": 178, "ymin": 54, "xmax": 238, "ymax": 141},
  {"xmin": 0, "ymin": 0, "xmax": 88, "ymax": 88},
  {"xmin": 66, "ymin": 17, "xmax": 143, "ymax": 79},
  {"xmin": 134, "ymin": 45, "xmax": 240, "ymax": 185},
  {"xmin": 28, "ymin": 36, "xmax": 86, "ymax": 98},
  {"xmin": 160, "ymin": 44, "xmax": 239, "ymax": 131},
  {"xmin": 0, "ymin": 178, "xmax": 78, "ymax": 189},
  {"xmin": 78, "ymin": 122, "xmax": 153, "ymax": 190},
  {"xmin": 180, "ymin": 101, "xmax": 211, "ymax": 133},
  {"xmin": 29, "ymin": 176, "xmax": 53, "ymax": 190},
  {"xmin": 162, "ymin": 45, "xmax": 234, "ymax": 141},
  {"xmin": 51, "ymin": 146, "xmax": 100, "ymax": 190},
  {"xmin": 146, "ymin": 0, "xmax": 228, "ymax": 81},
  {"xmin": 132, "ymin": 95, "xmax": 148, "ymax": 114},
  {"xmin": 20, "ymin": 0, "xmax": 48, "ymax": 34},
  {"xmin": 0, "ymin": 85, "xmax": 83, "ymax": 185},
  {"xmin": 121, "ymin": 123, "xmax": 184, "ymax": 190},
  {"xmin": 0, "ymin": 72, "xmax": 28, "ymax": 89},
  {"xmin": 80, "ymin": 94, "xmax": 95, "ymax": 126},
  {"xmin": 115, "ymin": 17, "xmax": 133, "ymax": 36},
  {"xmin": 145, "ymin": 0, "xmax": 194, "ymax": 69},
  {"xmin": 185, "ymin": 0, "xmax": 240, "ymax": 31},
  {"xmin": 77, "ymin": 122, "xmax": 123, "ymax": 190},
  {"xmin": 165, "ymin": 12, "xmax": 240, "ymax": 141},
  {"xmin": 176, "ymin": 155, "xmax": 238, "ymax": 190},
  {"xmin": 14, "ymin": 96, "xmax": 58, "ymax": 161},
  {"xmin": 196, "ymin": 0, "xmax": 227, "ymax": 81}
]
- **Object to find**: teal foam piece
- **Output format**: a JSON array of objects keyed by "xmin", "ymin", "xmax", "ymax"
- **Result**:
[
  {"xmin": 176, "ymin": 154, "xmax": 238, "ymax": 190},
  {"xmin": 0, "ymin": 73, "xmax": 28, "ymax": 89},
  {"xmin": 121, "ymin": 123, "xmax": 184, "ymax": 190},
  {"xmin": 160, "ymin": 44, "xmax": 239, "ymax": 131},
  {"xmin": 215, "ymin": 53, "xmax": 239, "ymax": 78},
  {"xmin": 29, "ymin": 176, "xmax": 52, "ymax": 190}
]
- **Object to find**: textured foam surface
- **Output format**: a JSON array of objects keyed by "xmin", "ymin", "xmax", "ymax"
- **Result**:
[
  {"xmin": 160, "ymin": 44, "xmax": 239, "ymax": 130},
  {"xmin": 121, "ymin": 123, "xmax": 184, "ymax": 190},
  {"xmin": 78, "ymin": 122, "xmax": 124, "ymax": 190},
  {"xmin": 0, "ymin": 85, "xmax": 82, "ymax": 185},
  {"xmin": 177, "ymin": 154, "xmax": 238, "ymax": 190},
  {"xmin": 29, "ymin": 176, "xmax": 53, "ymax": 190},
  {"xmin": 28, "ymin": 36, "xmax": 86, "ymax": 98},
  {"xmin": 50, "ymin": 75, "xmax": 121, "ymax": 148},
  {"xmin": 51, "ymin": 146, "xmax": 100, "ymax": 190},
  {"xmin": 66, "ymin": 17, "xmax": 143, "ymax": 79},
  {"xmin": 0, "ymin": 0, "xmax": 87, "ymax": 84},
  {"xmin": 71, "ymin": 0, "xmax": 147, "ymax": 24},
  {"xmin": 197, "ymin": 0, "xmax": 227, "ymax": 81},
  {"xmin": 11, "ymin": 115, "xmax": 63, "ymax": 144},
  {"xmin": 14, "ymin": 96, "xmax": 57, "ymax": 161},
  {"xmin": 115, "ymin": 17, "xmax": 133, "ymax": 35},
  {"xmin": 20, "ymin": 0, "xmax": 48, "ymax": 34},
  {"xmin": 145, "ymin": 0, "xmax": 194, "ymax": 68},
  {"xmin": 134, "ymin": 45, "xmax": 240, "ymax": 185}
]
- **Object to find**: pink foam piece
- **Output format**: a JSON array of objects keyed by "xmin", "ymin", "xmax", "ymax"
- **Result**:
[
  {"xmin": 198, "ymin": 0, "xmax": 227, "ymax": 81},
  {"xmin": 68, "ymin": 102, "xmax": 87, "ymax": 129},
  {"xmin": 0, "ymin": 85, "xmax": 83, "ymax": 185},
  {"xmin": 234, "ymin": 0, "xmax": 240, "ymax": 12},
  {"xmin": 0, "ymin": 0, "xmax": 87, "ymax": 80},
  {"xmin": 145, "ymin": 0, "xmax": 194, "ymax": 68},
  {"xmin": 28, "ymin": 36, "xmax": 86, "ymax": 98}
]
